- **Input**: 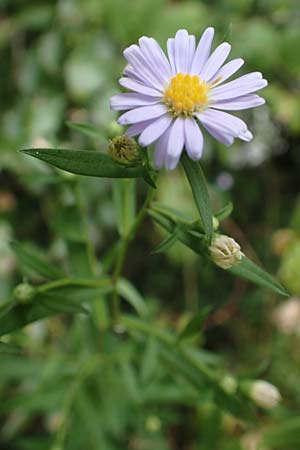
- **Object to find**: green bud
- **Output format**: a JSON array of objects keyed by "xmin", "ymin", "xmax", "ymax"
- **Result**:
[
  {"xmin": 108, "ymin": 135, "xmax": 140, "ymax": 166},
  {"xmin": 106, "ymin": 121, "xmax": 124, "ymax": 139},
  {"xmin": 13, "ymin": 283, "xmax": 36, "ymax": 303},
  {"xmin": 220, "ymin": 375, "xmax": 238, "ymax": 395}
]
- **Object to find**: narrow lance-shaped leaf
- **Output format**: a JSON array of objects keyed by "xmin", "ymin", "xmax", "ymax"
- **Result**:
[
  {"xmin": 215, "ymin": 202, "xmax": 233, "ymax": 222},
  {"xmin": 116, "ymin": 278, "xmax": 149, "ymax": 318},
  {"xmin": 178, "ymin": 307, "xmax": 212, "ymax": 341},
  {"xmin": 10, "ymin": 241, "xmax": 65, "ymax": 280},
  {"xmin": 21, "ymin": 148, "xmax": 144, "ymax": 179},
  {"xmin": 151, "ymin": 226, "xmax": 181, "ymax": 254},
  {"xmin": 229, "ymin": 257, "xmax": 289, "ymax": 297},
  {"xmin": 181, "ymin": 153, "xmax": 213, "ymax": 244}
]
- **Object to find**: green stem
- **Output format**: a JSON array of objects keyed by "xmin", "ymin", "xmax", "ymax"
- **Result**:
[
  {"xmin": 111, "ymin": 185, "xmax": 155, "ymax": 326},
  {"xmin": 74, "ymin": 181, "xmax": 98, "ymax": 276},
  {"xmin": 36, "ymin": 277, "xmax": 111, "ymax": 293}
]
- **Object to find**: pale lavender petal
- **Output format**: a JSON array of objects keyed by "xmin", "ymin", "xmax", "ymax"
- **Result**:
[
  {"xmin": 174, "ymin": 29, "xmax": 190, "ymax": 73},
  {"xmin": 211, "ymin": 94, "xmax": 265, "ymax": 110},
  {"xmin": 124, "ymin": 45, "xmax": 164, "ymax": 90},
  {"xmin": 190, "ymin": 27, "xmax": 215, "ymax": 74},
  {"xmin": 200, "ymin": 121, "xmax": 234, "ymax": 146},
  {"xmin": 198, "ymin": 109, "xmax": 248, "ymax": 136},
  {"xmin": 208, "ymin": 58, "xmax": 244, "ymax": 86},
  {"xmin": 165, "ymin": 117, "xmax": 185, "ymax": 170},
  {"xmin": 119, "ymin": 77, "xmax": 163, "ymax": 96},
  {"xmin": 125, "ymin": 120, "xmax": 153, "ymax": 137},
  {"xmin": 184, "ymin": 117, "xmax": 203, "ymax": 160},
  {"xmin": 197, "ymin": 109, "xmax": 252, "ymax": 146},
  {"xmin": 200, "ymin": 43, "xmax": 231, "ymax": 81},
  {"xmin": 138, "ymin": 114, "xmax": 173, "ymax": 147},
  {"xmin": 110, "ymin": 93, "xmax": 161, "ymax": 111},
  {"xmin": 138, "ymin": 37, "xmax": 172, "ymax": 82},
  {"xmin": 118, "ymin": 104, "xmax": 167, "ymax": 125},
  {"xmin": 239, "ymin": 130, "xmax": 253, "ymax": 142},
  {"xmin": 167, "ymin": 38, "xmax": 176, "ymax": 75},
  {"xmin": 211, "ymin": 72, "xmax": 268, "ymax": 101},
  {"xmin": 124, "ymin": 65, "xmax": 143, "ymax": 82},
  {"xmin": 154, "ymin": 127, "xmax": 171, "ymax": 169},
  {"xmin": 187, "ymin": 35, "xmax": 196, "ymax": 71}
]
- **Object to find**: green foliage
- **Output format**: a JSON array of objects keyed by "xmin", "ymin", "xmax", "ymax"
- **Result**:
[{"xmin": 0, "ymin": 0, "xmax": 299, "ymax": 449}]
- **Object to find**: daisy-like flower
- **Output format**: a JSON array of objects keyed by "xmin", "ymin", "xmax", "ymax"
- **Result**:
[{"xmin": 110, "ymin": 28, "xmax": 268, "ymax": 170}]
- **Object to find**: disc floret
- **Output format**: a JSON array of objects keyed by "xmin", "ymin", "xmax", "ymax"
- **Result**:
[{"xmin": 164, "ymin": 73, "xmax": 210, "ymax": 116}]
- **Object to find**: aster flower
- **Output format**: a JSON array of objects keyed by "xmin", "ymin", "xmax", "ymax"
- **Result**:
[{"xmin": 110, "ymin": 28, "xmax": 268, "ymax": 170}]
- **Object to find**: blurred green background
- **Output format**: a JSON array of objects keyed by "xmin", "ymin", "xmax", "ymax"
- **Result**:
[{"xmin": 1, "ymin": 0, "xmax": 300, "ymax": 449}]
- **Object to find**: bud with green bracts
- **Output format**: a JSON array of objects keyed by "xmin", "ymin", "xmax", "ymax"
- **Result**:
[{"xmin": 108, "ymin": 135, "xmax": 141, "ymax": 167}]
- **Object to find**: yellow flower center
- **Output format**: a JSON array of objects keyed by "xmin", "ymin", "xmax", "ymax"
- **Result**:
[{"xmin": 164, "ymin": 73, "xmax": 210, "ymax": 116}]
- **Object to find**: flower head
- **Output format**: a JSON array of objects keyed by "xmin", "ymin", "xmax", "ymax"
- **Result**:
[
  {"xmin": 110, "ymin": 28, "xmax": 268, "ymax": 170},
  {"xmin": 209, "ymin": 234, "xmax": 244, "ymax": 269},
  {"xmin": 244, "ymin": 380, "xmax": 281, "ymax": 410}
]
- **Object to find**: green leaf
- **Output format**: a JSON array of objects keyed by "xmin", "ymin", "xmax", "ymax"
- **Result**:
[
  {"xmin": 0, "ymin": 278, "xmax": 112, "ymax": 336},
  {"xmin": 50, "ymin": 205, "xmax": 85, "ymax": 242},
  {"xmin": 181, "ymin": 153, "xmax": 213, "ymax": 244},
  {"xmin": 215, "ymin": 202, "xmax": 233, "ymax": 221},
  {"xmin": 0, "ymin": 342, "xmax": 23, "ymax": 355},
  {"xmin": 116, "ymin": 278, "xmax": 148, "ymax": 318},
  {"xmin": 21, "ymin": 148, "xmax": 144, "ymax": 179},
  {"xmin": 151, "ymin": 226, "xmax": 181, "ymax": 254},
  {"xmin": 66, "ymin": 242, "xmax": 93, "ymax": 277},
  {"xmin": 140, "ymin": 337, "xmax": 158, "ymax": 384},
  {"xmin": 262, "ymin": 416, "xmax": 300, "ymax": 448},
  {"xmin": 10, "ymin": 241, "xmax": 64, "ymax": 280},
  {"xmin": 151, "ymin": 202, "xmax": 195, "ymax": 227},
  {"xmin": 66, "ymin": 121, "xmax": 103, "ymax": 138},
  {"xmin": 178, "ymin": 307, "xmax": 212, "ymax": 341},
  {"xmin": 229, "ymin": 257, "xmax": 289, "ymax": 297}
]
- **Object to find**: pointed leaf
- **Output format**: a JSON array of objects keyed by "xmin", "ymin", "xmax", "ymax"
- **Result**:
[
  {"xmin": 181, "ymin": 153, "xmax": 213, "ymax": 243},
  {"xmin": 21, "ymin": 148, "xmax": 144, "ymax": 179},
  {"xmin": 151, "ymin": 226, "xmax": 180, "ymax": 254},
  {"xmin": 116, "ymin": 278, "xmax": 148, "ymax": 317},
  {"xmin": 10, "ymin": 241, "xmax": 64, "ymax": 280},
  {"xmin": 215, "ymin": 202, "xmax": 233, "ymax": 221},
  {"xmin": 178, "ymin": 307, "xmax": 212, "ymax": 341},
  {"xmin": 229, "ymin": 257, "xmax": 289, "ymax": 297}
]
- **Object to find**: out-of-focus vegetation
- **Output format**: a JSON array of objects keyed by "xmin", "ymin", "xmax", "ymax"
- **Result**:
[{"xmin": 1, "ymin": 1, "xmax": 300, "ymax": 449}]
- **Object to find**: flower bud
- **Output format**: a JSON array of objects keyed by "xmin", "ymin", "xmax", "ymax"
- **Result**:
[
  {"xmin": 106, "ymin": 121, "xmax": 124, "ymax": 139},
  {"xmin": 272, "ymin": 298, "xmax": 300, "ymax": 336},
  {"xmin": 108, "ymin": 135, "xmax": 140, "ymax": 166},
  {"xmin": 13, "ymin": 283, "xmax": 36, "ymax": 304},
  {"xmin": 220, "ymin": 375, "xmax": 238, "ymax": 395},
  {"xmin": 242, "ymin": 380, "xmax": 281, "ymax": 410},
  {"xmin": 145, "ymin": 415, "xmax": 161, "ymax": 433},
  {"xmin": 209, "ymin": 235, "xmax": 244, "ymax": 269},
  {"xmin": 241, "ymin": 432, "xmax": 268, "ymax": 450}
]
